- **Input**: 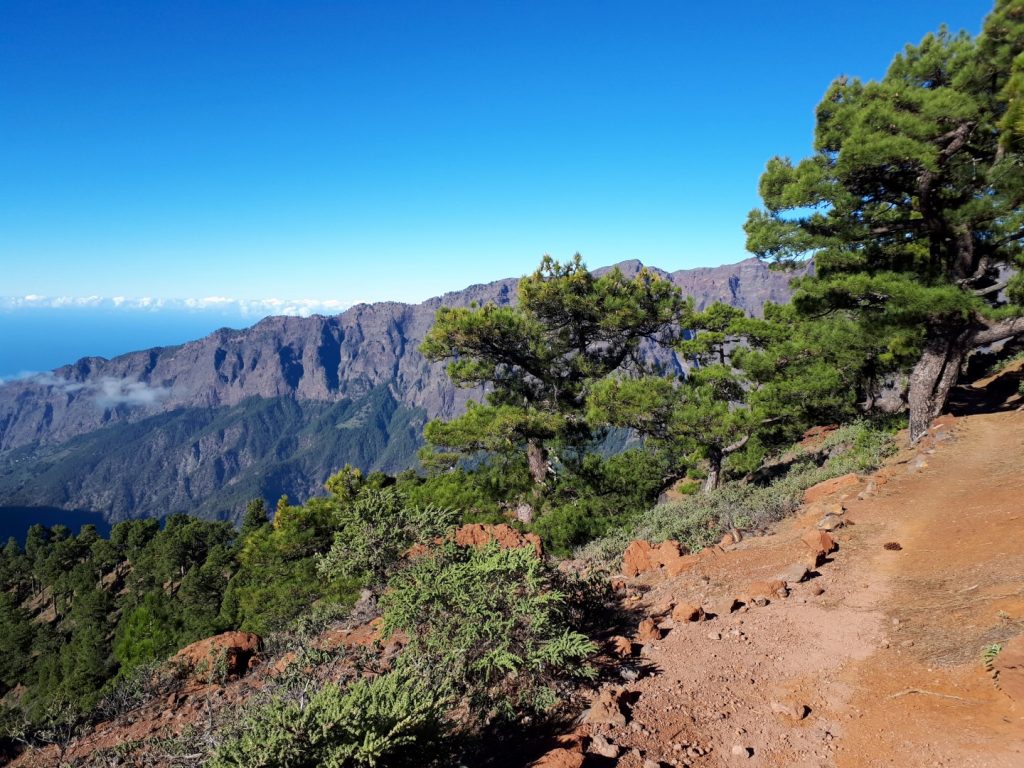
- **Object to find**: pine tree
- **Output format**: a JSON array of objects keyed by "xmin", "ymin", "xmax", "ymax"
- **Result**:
[
  {"xmin": 745, "ymin": 0, "xmax": 1024, "ymax": 442},
  {"xmin": 421, "ymin": 255, "xmax": 681, "ymax": 484}
]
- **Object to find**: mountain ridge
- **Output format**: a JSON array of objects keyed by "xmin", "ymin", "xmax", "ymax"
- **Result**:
[{"xmin": 0, "ymin": 257, "xmax": 806, "ymax": 520}]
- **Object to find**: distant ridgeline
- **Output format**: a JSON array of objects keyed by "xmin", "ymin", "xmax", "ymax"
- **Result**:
[{"xmin": 0, "ymin": 259, "xmax": 802, "ymax": 524}]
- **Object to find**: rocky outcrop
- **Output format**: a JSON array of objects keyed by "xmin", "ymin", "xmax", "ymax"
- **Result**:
[
  {"xmin": 171, "ymin": 631, "xmax": 262, "ymax": 682},
  {"xmin": 453, "ymin": 523, "xmax": 544, "ymax": 556}
]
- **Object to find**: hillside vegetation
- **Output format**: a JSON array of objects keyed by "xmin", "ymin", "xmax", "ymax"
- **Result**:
[{"xmin": 2, "ymin": 1, "xmax": 1023, "ymax": 765}]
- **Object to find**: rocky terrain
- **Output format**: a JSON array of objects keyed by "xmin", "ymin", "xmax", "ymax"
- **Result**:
[
  {"xmin": 0, "ymin": 258, "xmax": 804, "ymax": 521},
  {"xmin": 10, "ymin": 367, "xmax": 1023, "ymax": 768}
]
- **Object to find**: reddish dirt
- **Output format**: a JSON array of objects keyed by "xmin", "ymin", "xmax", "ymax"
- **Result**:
[{"xmin": 578, "ymin": 409, "xmax": 1024, "ymax": 767}]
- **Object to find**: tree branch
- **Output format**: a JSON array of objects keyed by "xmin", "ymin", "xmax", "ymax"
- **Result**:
[
  {"xmin": 973, "ymin": 278, "xmax": 1011, "ymax": 297},
  {"xmin": 973, "ymin": 316, "xmax": 1024, "ymax": 346}
]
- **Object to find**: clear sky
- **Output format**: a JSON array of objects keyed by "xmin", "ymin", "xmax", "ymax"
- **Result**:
[{"xmin": 1, "ymin": 0, "xmax": 994, "ymax": 306}]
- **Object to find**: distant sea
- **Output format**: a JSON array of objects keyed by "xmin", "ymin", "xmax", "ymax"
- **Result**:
[
  {"xmin": 0, "ymin": 308, "xmax": 264, "ymax": 539},
  {"xmin": 0, "ymin": 506, "xmax": 111, "ymax": 546},
  {"xmin": 0, "ymin": 308, "xmax": 258, "ymax": 380}
]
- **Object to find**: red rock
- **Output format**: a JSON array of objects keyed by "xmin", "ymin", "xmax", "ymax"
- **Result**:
[
  {"xmin": 648, "ymin": 597, "xmax": 675, "ymax": 617},
  {"xmin": 531, "ymin": 748, "xmax": 585, "ymax": 768},
  {"xmin": 671, "ymin": 602, "xmax": 705, "ymax": 622},
  {"xmin": 453, "ymin": 523, "xmax": 543, "ymax": 557},
  {"xmin": 635, "ymin": 617, "xmax": 663, "ymax": 642},
  {"xmin": 803, "ymin": 473, "xmax": 861, "ymax": 504},
  {"xmin": 622, "ymin": 540, "xmax": 655, "ymax": 577},
  {"xmin": 801, "ymin": 529, "xmax": 837, "ymax": 559},
  {"xmin": 171, "ymin": 631, "xmax": 262, "ymax": 682},
  {"xmin": 584, "ymin": 687, "xmax": 629, "ymax": 726},
  {"xmin": 664, "ymin": 551, "xmax": 699, "ymax": 577},
  {"xmin": 622, "ymin": 538, "xmax": 693, "ymax": 577},
  {"xmin": 747, "ymin": 579, "xmax": 787, "ymax": 600},
  {"xmin": 770, "ymin": 700, "xmax": 809, "ymax": 720},
  {"xmin": 608, "ymin": 635, "xmax": 636, "ymax": 658}
]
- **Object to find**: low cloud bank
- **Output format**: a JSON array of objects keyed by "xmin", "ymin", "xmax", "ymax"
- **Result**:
[
  {"xmin": 0, "ymin": 296, "xmax": 351, "ymax": 318},
  {"xmin": 1, "ymin": 372, "xmax": 171, "ymax": 409}
]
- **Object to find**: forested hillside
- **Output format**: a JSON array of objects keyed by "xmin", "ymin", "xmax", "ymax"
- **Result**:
[{"xmin": 2, "ymin": 1, "xmax": 1023, "ymax": 766}]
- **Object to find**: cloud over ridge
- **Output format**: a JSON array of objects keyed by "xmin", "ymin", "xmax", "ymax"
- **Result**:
[{"xmin": 0, "ymin": 295, "xmax": 352, "ymax": 317}]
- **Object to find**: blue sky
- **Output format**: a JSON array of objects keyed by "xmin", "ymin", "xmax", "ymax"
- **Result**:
[{"xmin": 1, "ymin": 0, "xmax": 993, "ymax": 306}]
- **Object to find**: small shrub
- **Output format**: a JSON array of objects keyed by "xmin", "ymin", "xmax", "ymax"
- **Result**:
[
  {"xmin": 982, "ymin": 643, "xmax": 1003, "ymax": 666},
  {"xmin": 381, "ymin": 542, "xmax": 596, "ymax": 720},
  {"xmin": 95, "ymin": 660, "xmax": 188, "ymax": 721},
  {"xmin": 315, "ymin": 489, "xmax": 458, "ymax": 586},
  {"xmin": 209, "ymin": 670, "xmax": 447, "ymax": 768}
]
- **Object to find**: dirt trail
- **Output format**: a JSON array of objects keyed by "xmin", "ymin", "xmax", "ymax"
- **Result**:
[{"xmin": 583, "ymin": 410, "xmax": 1024, "ymax": 767}]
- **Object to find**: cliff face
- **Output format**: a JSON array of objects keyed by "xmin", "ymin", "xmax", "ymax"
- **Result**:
[{"xmin": 0, "ymin": 258, "xmax": 805, "ymax": 520}]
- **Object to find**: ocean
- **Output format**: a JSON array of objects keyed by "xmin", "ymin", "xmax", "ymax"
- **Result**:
[{"xmin": 0, "ymin": 308, "xmax": 257, "ymax": 380}]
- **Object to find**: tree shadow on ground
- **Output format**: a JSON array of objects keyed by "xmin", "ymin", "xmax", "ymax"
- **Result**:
[{"xmin": 948, "ymin": 358, "xmax": 1024, "ymax": 417}]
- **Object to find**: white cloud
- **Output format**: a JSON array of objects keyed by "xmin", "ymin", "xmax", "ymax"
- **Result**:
[
  {"xmin": 93, "ymin": 378, "xmax": 171, "ymax": 408},
  {"xmin": 0, "ymin": 372, "xmax": 170, "ymax": 408},
  {"xmin": 0, "ymin": 295, "xmax": 351, "ymax": 317}
]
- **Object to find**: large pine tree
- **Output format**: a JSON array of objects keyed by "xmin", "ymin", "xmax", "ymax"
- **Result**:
[{"xmin": 746, "ymin": 0, "xmax": 1024, "ymax": 442}]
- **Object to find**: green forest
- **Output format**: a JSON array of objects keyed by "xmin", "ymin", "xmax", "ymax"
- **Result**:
[{"xmin": 2, "ymin": 1, "xmax": 1023, "ymax": 765}]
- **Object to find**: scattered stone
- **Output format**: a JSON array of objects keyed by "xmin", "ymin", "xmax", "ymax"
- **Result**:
[
  {"xmin": 802, "ymin": 530, "xmax": 837, "ymax": 560},
  {"xmin": 731, "ymin": 744, "xmax": 752, "ymax": 758},
  {"xmin": 584, "ymin": 687, "xmax": 629, "ymax": 726},
  {"xmin": 530, "ymin": 748, "xmax": 584, "ymax": 768},
  {"xmin": 643, "ymin": 760, "xmax": 662, "ymax": 768},
  {"xmin": 648, "ymin": 598, "xmax": 676, "ymax": 617},
  {"xmin": 770, "ymin": 700, "xmax": 809, "ymax": 721},
  {"xmin": 707, "ymin": 631, "xmax": 722, "ymax": 640},
  {"xmin": 636, "ymin": 618, "xmax": 663, "ymax": 643},
  {"xmin": 622, "ymin": 539, "xmax": 696, "ymax": 578},
  {"xmin": 778, "ymin": 563, "xmax": 810, "ymax": 585},
  {"xmin": 671, "ymin": 602, "xmax": 705, "ymax": 622},
  {"xmin": 589, "ymin": 734, "xmax": 620, "ymax": 759},
  {"xmin": 716, "ymin": 597, "xmax": 744, "ymax": 615},
  {"xmin": 608, "ymin": 635, "xmax": 636, "ymax": 658},
  {"xmin": 810, "ymin": 583, "xmax": 825, "ymax": 596},
  {"xmin": 883, "ymin": 541, "xmax": 903, "ymax": 551},
  {"xmin": 620, "ymin": 665, "xmax": 641, "ymax": 682},
  {"xmin": 747, "ymin": 579, "xmax": 788, "ymax": 600},
  {"xmin": 817, "ymin": 513, "xmax": 844, "ymax": 531},
  {"xmin": 622, "ymin": 540, "xmax": 655, "ymax": 577}
]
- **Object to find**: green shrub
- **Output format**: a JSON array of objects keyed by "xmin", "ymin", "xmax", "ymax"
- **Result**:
[
  {"xmin": 578, "ymin": 421, "xmax": 896, "ymax": 563},
  {"xmin": 380, "ymin": 542, "xmax": 596, "ymax": 720},
  {"xmin": 315, "ymin": 488, "xmax": 458, "ymax": 586},
  {"xmin": 209, "ymin": 670, "xmax": 446, "ymax": 768}
]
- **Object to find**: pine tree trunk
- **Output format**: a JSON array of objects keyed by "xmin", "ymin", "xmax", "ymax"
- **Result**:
[
  {"xmin": 526, "ymin": 439, "xmax": 549, "ymax": 485},
  {"xmin": 907, "ymin": 333, "xmax": 971, "ymax": 444},
  {"xmin": 702, "ymin": 450, "xmax": 723, "ymax": 493}
]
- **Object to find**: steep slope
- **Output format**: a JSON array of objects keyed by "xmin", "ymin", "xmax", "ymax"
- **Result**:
[
  {"xmin": 580, "ymin": 409, "xmax": 1024, "ymax": 767},
  {"xmin": 0, "ymin": 258, "xmax": 804, "ymax": 521}
]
